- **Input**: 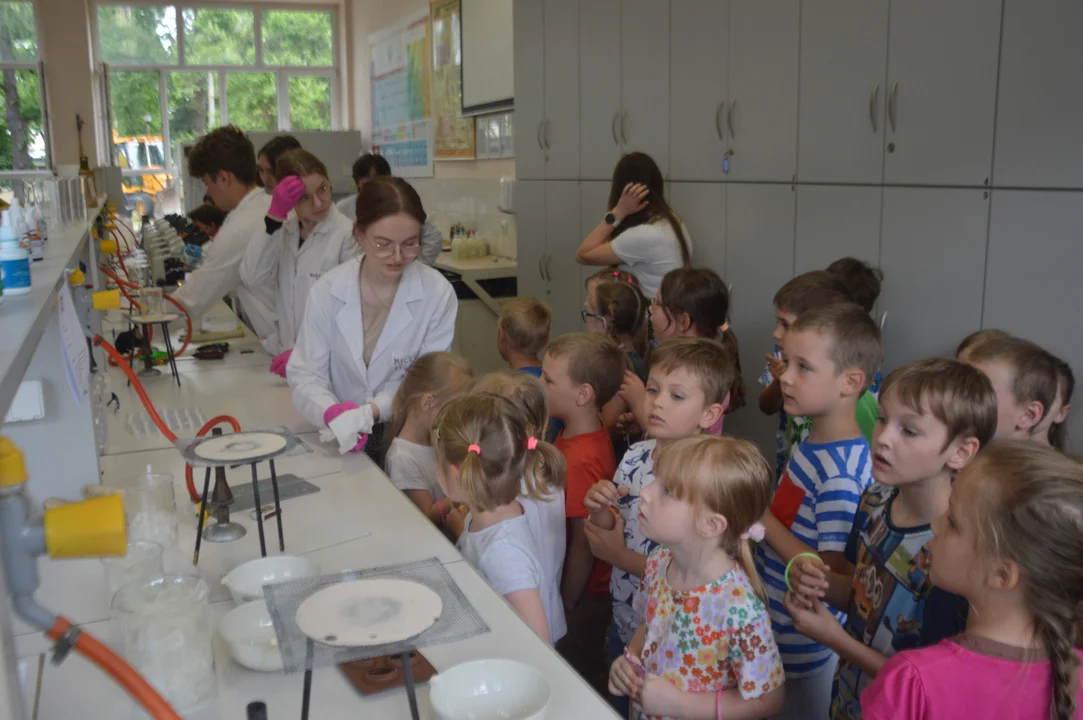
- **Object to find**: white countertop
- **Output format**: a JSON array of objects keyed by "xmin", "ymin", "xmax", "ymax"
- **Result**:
[
  {"xmin": 21, "ymin": 304, "xmax": 619, "ymax": 720},
  {"xmin": 434, "ymin": 253, "xmax": 517, "ymax": 280}
]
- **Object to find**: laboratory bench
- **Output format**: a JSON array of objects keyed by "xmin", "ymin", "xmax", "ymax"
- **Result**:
[{"xmin": 10, "ymin": 301, "xmax": 619, "ymax": 719}]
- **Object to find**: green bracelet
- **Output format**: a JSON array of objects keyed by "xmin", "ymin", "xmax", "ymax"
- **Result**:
[{"xmin": 784, "ymin": 552, "xmax": 822, "ymax": 593}]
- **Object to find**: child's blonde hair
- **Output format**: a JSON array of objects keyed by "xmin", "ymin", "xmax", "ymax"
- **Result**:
[
  {"xmin": 962, "ymin": 441, "xmax": 1083, "ymax": 720},
  {"xmin": 588, "ymin": 280, "xmax": 648, "ymax": 358},
  {"xmin": 499, "ymin": 297, "xmax": 551, "ymax": 358},
  {"xmin": 654, "ymin": 435, "xmax": 773, "ymax": 601},
  {"xmin": 545, "ymin": 333, "xmax": 626, "ymax": 409},
  {"xmin": 649, "ymin": 337, "xmax": 738, "ymax": 408},
  {"xmin": 955, "ymin": 328, "xmax": 1011, "ymax": 361},
  {"xmin": 387, "ymin": 352, "xmax": 475, "ymax": 448},
  {"xmin": 434, "ymin": 393, "xmax": 558, "ymax": 512},
  {"xmin": 471, "ymin": 372, "xmax": 566, "ymax": 500}
]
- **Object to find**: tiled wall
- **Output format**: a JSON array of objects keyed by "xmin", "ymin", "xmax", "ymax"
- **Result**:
[{"xmin": 409, "ymin": 177, "xmax": 518, "ymax": 259}]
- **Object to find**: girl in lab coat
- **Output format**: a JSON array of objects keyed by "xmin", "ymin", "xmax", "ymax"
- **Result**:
[
  {"xmin": 287, "ymin": 176, "xmax": 457, "ymax": 462},
  {"xmin": 239, "ymin": 149, "xmax": 357, "ymax": 368}
]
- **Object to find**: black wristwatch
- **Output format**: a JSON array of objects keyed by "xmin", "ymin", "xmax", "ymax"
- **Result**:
[{"xmin": 604, "ymin": 212, "xmax": 620, "ymax": 227}]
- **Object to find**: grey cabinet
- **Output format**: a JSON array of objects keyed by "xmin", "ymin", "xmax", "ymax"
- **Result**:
[
  {"xmin": 515, "ymin": 181, "xmax": 548, "ymax": 302},
  {"xmin": 993, "ymin": 0, "xmax": 1083, "ymax": 189},
  {"xmin": 879, "ymin": 188, "xmax": 990, "ymax": 370},
  {"xmin": 883, "ymin": 0, "xmax": 1002, "ymax": 186},
  {"xmin": 794, "ymin": 185, "xmax": 882, "ymax": 274},
  {"xmin": 620, "ymin": 0, "xmax": 671, "ymax": 174},
  {"xmin": 669, "ymin": 0, "xmax": 728, "ymax": 181},
  {"xmin": 797, "ymin": 0, "xmax": 889, "ymax": 184},
  {"xmin": 513, "ymin": 0, "xmax": 580, "ymax": 180},
  {"xmin": 984, "ymin": 190, "xmax": 1083, "ymax": 380},
  {"xmin": 669, "ymin": 183, "xmax": 726, "ymax": 277},
  {"xmin": 578, "ymin": 0, "xmax": 622, "ymax": 180}
]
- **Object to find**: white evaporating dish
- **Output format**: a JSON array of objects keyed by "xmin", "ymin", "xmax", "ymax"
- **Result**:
[
  {"xmin": 294, "ymin": 578, "xmax": 443, "ymax": 647},
  {"xmin": 194, "ymin": 432, "xmax": 288, "ymax": 462}
]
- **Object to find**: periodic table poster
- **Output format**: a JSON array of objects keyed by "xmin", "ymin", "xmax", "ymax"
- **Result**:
[{"xmin": 369, "ymin": 7, "xmax": 434, "ymax": 177}]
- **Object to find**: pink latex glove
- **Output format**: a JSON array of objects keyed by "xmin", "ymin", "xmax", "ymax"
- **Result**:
[
  {"xmin": 269, "ymin": 349, "xmax": 292, "ymax": 378},
  {"xmin": 268, "ymin": 175, "xmax": 306, "ymax": 221},
  {"xmin": 322, "ymin": 402, "xmax": 369, "ymax": 452}
]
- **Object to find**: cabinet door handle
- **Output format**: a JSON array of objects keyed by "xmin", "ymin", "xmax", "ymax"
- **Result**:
[
  {"xmin": 888, "ymin": 81, "xmax": 898, "ymax": 133},
  {"xmin": 727, "ymin": 98, "xmax": 737, "ymax": 140},
  {"xmin": 537, "ymin": 120, "xmax": 545, "ymax": 149},
  {"xmin": 869, "ymin": 82, "xmax": 879, "ymax": 134},
  {"xmin": 611, "ymin": 112, "xmax": 620, "ymax": 145},
  {"xmin": 715, "ymin": 101, "xmax": 725, "ymax": 140},
  {"xmin": 543, "ymin": 252, "xmax": 552, "ymax": 282},
  {"xmin": 538, "ymin": 253, "xmax": 545, "ymax": 281},
  {"xmin": 545, "ymin": 119, "xmax": 553, "ymax": 149},
  {"xmin": 620, "ymin": 111, "xmax": 629, "ymax": 144}
]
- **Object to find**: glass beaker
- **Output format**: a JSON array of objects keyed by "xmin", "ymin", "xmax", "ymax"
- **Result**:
[
  {"xmin": 140, "ymin": 287, "xmax": 163, "ymax": 317},
  {"xmin": 101, "ymin": 541, "xmax": 163, "ymax": 594},
  {"xmin": 121, "ymin": 472, "xmax": 178, "ymax": 548},
  {"xmin": 111, "ymin": 574, "xmax": 215, "ymax": 711}
]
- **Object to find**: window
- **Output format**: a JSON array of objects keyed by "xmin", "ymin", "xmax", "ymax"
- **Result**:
[
  {"xmin": 95, "ymin": 3, "xmax": 338, "ymax": 214},
  {"xmin": 0, "ymin": 1, "xmax": 48, "ymax": 176}
]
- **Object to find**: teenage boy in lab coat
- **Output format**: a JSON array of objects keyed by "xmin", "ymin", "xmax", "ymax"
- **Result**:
[{"xmin": 173, "ymin": 126, "xmax": 277, "ymax": 341}]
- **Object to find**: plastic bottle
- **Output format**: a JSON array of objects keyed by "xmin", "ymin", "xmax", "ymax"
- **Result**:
[
  {"xmin": 7, "ymin": 204, "xmax": 27, "ymax": 252},
  {"xmin": 0, "ymin": 209, "xmax": 31, "ymax": 295},
  {"xmin": 14, "ymin": 205, "xmax": 34, "ymax": 259},
  {"xmin": 92, "ymin": 372, "xmax": 110, "ymax": 455},
  {"xmin": 28, "ymin": 201, "xmax": 44, "ymax": 260}
]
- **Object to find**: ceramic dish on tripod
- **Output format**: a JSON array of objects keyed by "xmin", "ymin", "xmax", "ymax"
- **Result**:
[{"xmin": 294, "ymin": 578, "xmax": 444, "ymax": 647}]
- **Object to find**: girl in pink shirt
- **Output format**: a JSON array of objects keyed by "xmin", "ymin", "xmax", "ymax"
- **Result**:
[{"xmin": 862, "ymin": 441, "xmax": 1083, "ymax": 720}]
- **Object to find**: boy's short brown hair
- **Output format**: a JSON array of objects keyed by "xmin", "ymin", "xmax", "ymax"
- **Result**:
[
  {"xmin": 499, "ymin": 297, "xmax": 551, "ymax": 357},
  {"xmin": 187, "ymin": 125, "xmax": 258, "ymax": 185},
  {"xmin": 545, "ymin": 333, "xmax": 625, "ymax": 409},
  {"xmin": 773, "ymin": 270, "xmax": 853, "ymax": 316},
  {"xmin": 648, "ymin": 337, "xmax": 738, "ymax": 407},
  {"xmin": 880, "ymin": 357, "xmax": 998, "ymax": 449},
  {"xmin": 790, "ymin": 304, "xmax": 883, "ymax": 392}
]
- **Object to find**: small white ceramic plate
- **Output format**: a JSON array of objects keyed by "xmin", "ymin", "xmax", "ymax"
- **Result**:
[
  {"xmin": 294, "ymin": 579, "xmax": 443, "ymax": 647},
  {"xmin": 194, "ymin": 432, "xmax": 288, "ymax": 462}
]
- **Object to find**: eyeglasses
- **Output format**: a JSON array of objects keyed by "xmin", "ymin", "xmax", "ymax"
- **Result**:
[
  {"xmin": 371, "ymin": 238, "xmax": 422, "ymax": 258},
  {"xmin": 299, "ymin": 183, "xmax": 331, "ymax": 205},
  {"xmin": 581, "ymin": 310, "xmax": 605, "ymax": 324}
]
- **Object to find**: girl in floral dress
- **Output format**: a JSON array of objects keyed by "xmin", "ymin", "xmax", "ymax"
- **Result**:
[{"xmin": 609, "ymin": 435, "xmax": 785, "ymax": 719}]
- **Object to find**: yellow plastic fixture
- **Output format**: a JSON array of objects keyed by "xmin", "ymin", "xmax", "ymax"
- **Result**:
[
  {"xmin": 0, "ymin": 436, "xmax": 28, "ymax": 488},
  {"xmin": 92, "ymin": 289, "xmax": 122, "ymax": 310},
  {"xmin": 69, "ymin": 269, "xmax": 86, "ymax": 286},
  {"xmin": 44, "ymin": 495, "xmax": 127, "ymax": 558},
  {"xmin": 100, "ymin": 239, "xmax": 118, "ymax": 255}
]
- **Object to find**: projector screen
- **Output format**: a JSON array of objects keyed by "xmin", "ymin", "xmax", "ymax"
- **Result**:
[{"xmin": 460, "ymin": 0, "xmax": 514, "ymax": 116}]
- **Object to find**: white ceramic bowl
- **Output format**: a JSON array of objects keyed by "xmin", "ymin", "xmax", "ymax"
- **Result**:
[
  {"xmin": 429, "ymin": 659, "xmax": 551, "ymax": 720},
  {"xmin": 218, "ymin": 601, "xmax": 283, "ymax": 672},
  {"xmin": 221, "ymin": 556, "xmax": 319, "ymax": 604}
]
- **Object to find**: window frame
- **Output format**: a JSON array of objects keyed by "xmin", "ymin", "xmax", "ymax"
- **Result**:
[
  {"xmin": 92, "ymin": 0, "xmax": 340, "ymax": 178},
  {"xmin": 0, "ymin": 0, "xmax": 51, "ymax": 178}
]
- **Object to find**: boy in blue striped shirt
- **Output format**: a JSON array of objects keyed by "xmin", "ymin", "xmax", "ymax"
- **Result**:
[{"xmin": 756, "ymin": 304, "xmax": 883, "ymax": 720}]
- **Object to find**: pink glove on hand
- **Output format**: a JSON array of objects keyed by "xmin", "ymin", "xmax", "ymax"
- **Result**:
[
  {"xmin": 322, "ymin": 402, "xmax": 369, "ymax": 452},
  {"xmin": 268, "ymin": 175, "xmax": 306, "ymax": 220},
  {"xmin": 269, "ymin": 349, "xmax": 292, "ymax": 378}
]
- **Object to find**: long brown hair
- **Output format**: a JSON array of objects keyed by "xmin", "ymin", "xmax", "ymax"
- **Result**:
[
  {"xmin": 963, "ymin": 442, "xmax": 1083, "ymax": 720},
  {"xmin": 654, "ymin": 435, "xmax": 774, "ymax": 601},
  {"xmin": 471, "ymin": 372, "xmax": 566, "ymax": 500},
  {"xmin": 589, "ymin": 281, "xmax": 648, "ymax": 358},
  {"xmin": 657, "ymin": 268, "xmax": 746, "ymax": 411},
  {"xmin": 354, "ymin": 176, "xmax": 426, "ymax": 233},
  {"xmin": 607, "ymin": 152, "xmax": 691, "ymax": 267},
  {"xmin": 274, "ymin": 148, "xmax": 328, "ymax": 183},
  {"xmin": 385, "ymin": 352, "xmax": 475, "ymax": 451}
]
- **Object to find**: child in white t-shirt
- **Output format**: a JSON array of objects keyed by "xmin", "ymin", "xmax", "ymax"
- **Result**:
[
  {"xmin": 434, "ymin": 393, "xmax": 564, "ymax": 645},
  {"xmin": 472, "ymin": 371, "xmax": 569, "ymax": 643},
  {"xmin": 384, "ymin": 352, "xmax": 474, "ymax": 528}
]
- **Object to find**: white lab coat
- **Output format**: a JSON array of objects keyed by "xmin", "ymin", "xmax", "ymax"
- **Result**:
[
  {"xmin": 286, "ymin": 255, "xmax": 457, "ymax": 429},
  {"xmin": 335, "ymin": 194, "xmax": 443, "ymax": 266},
  {"xmin": 172, "ymin": 188, "xmax": 277, "ymax": 339},
  {"xmin": 239, "ymin": 204, "xmax": 358, "ymax": 355}
]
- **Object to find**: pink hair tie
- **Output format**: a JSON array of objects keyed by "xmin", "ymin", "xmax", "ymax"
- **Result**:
[
  {"xmin": 467, "ymin": 444, "xmax": 481, "ymax": 456},
  {"xmin": 526, "ymin": 437, "xmax": 538, "ymax": 450},
  {"xmin": 741, "ymin": 522, "xmax": 765, "ymax": 542}
]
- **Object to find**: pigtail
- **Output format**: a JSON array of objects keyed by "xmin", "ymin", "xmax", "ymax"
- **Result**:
[
  {"xmin": 719, "ymin": 327, "xmax": 747, "ymax": 412},
  {"xmin": 522, "ymin": 439, "xmax": 567, "ymax": 501},
  {"xmin": 384, "ymin": 383, "xmax": 411, "ymax": 454},
  {"xmin": 738, "ymin": 538, "xmax": 767, "ymax": 603},
  {"xmin": 1037, "ymin": 608, "xmax": 1080, "ymax": 720},
  {"xmin": 456, "ymin": 445, "xmax": 489, "ymax": 511}
]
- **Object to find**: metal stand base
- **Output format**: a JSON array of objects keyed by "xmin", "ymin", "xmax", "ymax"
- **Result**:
[
  {"xmin": 203, "ymin": 521, "xmax": 246, "ymax": 542},
  {"xmin": 193, "ymin": 458, "xmax": 285, "ymax": 565},
  {"xmin": 137, "ymin": 366, "xmax": 161, "ymax": 377}
]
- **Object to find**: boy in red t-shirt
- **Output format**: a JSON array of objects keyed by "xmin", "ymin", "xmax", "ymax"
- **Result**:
[{"xmin": 542, "ymin": 332, "xmax": 627, "ymax": 693}]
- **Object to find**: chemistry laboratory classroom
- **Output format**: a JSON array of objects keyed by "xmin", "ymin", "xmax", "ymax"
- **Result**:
[{"xmin": 2, "ymin": 1, "xmax": 1083, "ymax": 719}]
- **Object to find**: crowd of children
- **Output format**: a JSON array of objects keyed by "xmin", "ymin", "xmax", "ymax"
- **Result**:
[{"xmin": 378, "ymin": 246, "xmax": 1082, "ymax": 719}]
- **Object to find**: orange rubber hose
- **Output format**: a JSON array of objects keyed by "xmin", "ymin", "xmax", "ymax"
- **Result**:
[
  {"xmin": 47, "ymin": 617, "xmax": 180, "ymax": 720},
  {"xmin": 184, "ymin": 415, "xmax": 242, "ymax": 503}
]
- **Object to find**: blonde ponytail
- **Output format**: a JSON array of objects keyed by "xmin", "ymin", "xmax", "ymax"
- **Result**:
[
  {"xmin": 522, "ymin": 440, "xmax": 566, "ymax": 501},
  {"xmin": 738, "ymin": 539, "xmax": 767, "ymax": 603}
]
